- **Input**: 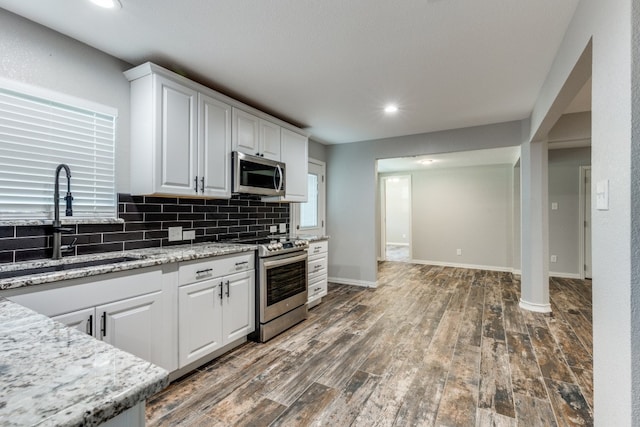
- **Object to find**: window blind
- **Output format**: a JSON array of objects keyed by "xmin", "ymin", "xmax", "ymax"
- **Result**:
[{"xmin": 0, "ymin": 86, "xmax": 117, "ymax": 220}]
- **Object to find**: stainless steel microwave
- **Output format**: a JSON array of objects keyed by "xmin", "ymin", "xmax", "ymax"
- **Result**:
[{"xmin": 232, "ymin": 152, "xmax": 286, "ymax": 196}]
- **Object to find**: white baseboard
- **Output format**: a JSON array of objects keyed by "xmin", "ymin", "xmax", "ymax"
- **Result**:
[
  {"xmin": 519, "ymin": 298, "xmax": 552, "ymax": 313},
  {"xmin": 328, "ymin": 276, "xmax": 377, "ymax": 288},
  {"xmin": 410, "ymin": 259, "xmax": 513, "ymax": 273},
  {"xmin": 512, "ymin": 269, "xmax": 581, "ymax": 279},
  {"xmin": 549, "ymin": 271, "xmax": 581, "ymax": 279}
]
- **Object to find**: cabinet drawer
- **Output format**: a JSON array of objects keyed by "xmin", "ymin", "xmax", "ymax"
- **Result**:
[
  {"xmin": 307, "ymin": 240, "xmax": 328, "ymax": 256},
  {"xmin": 308, "ymin": 277, "xmax": 327, "ymax": 299},
  {"xmin": 179, "ymin": 252, "xmax": 254, "ymax": 285},
  {"xmin": 308, "ymin": 253, "xmax": 327, "ymax": 280}
]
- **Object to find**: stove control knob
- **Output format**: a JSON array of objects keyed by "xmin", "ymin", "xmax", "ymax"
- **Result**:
[
  {"xmin": 277, "ymin": 243, "xmax": 283, "ymax": 249},
  {"xmin": 267, "ymin": 244, "xmax": 275, "ymax": 251}
]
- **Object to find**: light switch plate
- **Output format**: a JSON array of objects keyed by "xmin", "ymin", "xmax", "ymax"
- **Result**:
[
  {"xmin": 168, "ymin": 226, "xmax": 182, "ymax": 242},
  {"xmin": 596, "ymin": 180, "xmax": 609, "ymax": 210},
  {"xmin": 551, "ymin": 202, "xmax": 558, "ymax": 210},
  {"xmin": 279, "ymin": 223, "xmax": 287, "ymax": 233},
  {"xmin": 183, "ymin": 230, "xmax": 195, "ymax": 240}
]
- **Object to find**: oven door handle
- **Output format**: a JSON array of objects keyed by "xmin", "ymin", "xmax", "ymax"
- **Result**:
[{"xmin": 263, "ymin": 252, "xmax": 307, "ymax": 269}]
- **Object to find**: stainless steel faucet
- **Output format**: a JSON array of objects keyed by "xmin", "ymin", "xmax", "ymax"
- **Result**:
[{"xmin": 52, "ymin": 164, "xmax": 74, "ymax": 260}]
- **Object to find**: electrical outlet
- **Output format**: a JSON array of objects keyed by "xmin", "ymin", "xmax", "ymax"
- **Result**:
[
  {"xmin": 456, "ymin": 249, "xmax": 462, "ymax": 256},
  {"xmin": 269, "ymin": 225, "xmax": 277, "ymax": 233},
  {"xmin": 168, "ymin": 226, "xmax": 182, "ymax": 242},
  {"xmin": 183, "ymin": 230, "xmax": 195, "ymax": 240},
  {"xmin": 551, "ymin": 202, "xmax": 558, "ymax": 210},
  {"xmin": 550, "ymin": 255, "xmax": 557, "ymax": 263},
  {"xmin": 279, "ymin": 223, "xmax": 287, "ymax": 233}
]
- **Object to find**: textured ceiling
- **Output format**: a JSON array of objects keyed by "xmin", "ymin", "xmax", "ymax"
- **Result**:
[{"xmin": 0, "ymin": 0, "xmax": 580, "ymax": 144}]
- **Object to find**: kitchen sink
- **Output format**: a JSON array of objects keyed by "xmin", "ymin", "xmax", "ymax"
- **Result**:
[{"xmin": 0, "ymin": 256, "xmax": 143, "ymax": 280}]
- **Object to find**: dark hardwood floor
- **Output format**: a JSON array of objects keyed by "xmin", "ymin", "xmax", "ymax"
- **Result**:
[{"xmin": 146, "ymin": 262, "xmax": 593, "ymax": 426}]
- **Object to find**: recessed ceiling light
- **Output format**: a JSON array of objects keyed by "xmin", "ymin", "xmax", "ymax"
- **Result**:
[
  {"xmin": 89, "ymin": 0, "xmax": 122, "ymax": 9},
  {"xmin": 384, "ymin": 104, "xmax": 398, "ymax": 114},
  {"xmin": 417, "ymin": 159, "xmax": 434, "ymax": 165}
]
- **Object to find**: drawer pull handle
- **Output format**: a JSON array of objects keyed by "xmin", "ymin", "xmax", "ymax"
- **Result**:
[
  {"xmin": 314, "ymin": 287, "xmax": 322, "ymax": 292},
  {"xmin": 196, "ymin": 268, "xmax": 213, "ymax": 275},
  {"xmin": 87, "ymin": 314, "xmax": 93, "ymax": 336},
  {"xmin": 235, "ymin": 261, "xmax": 249, "ymax": 267}
]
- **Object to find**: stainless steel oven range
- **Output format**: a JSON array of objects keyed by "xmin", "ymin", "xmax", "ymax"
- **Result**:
[{"xmin": 234, "ymin": 236, "xmax": 309, "ymax": 342}]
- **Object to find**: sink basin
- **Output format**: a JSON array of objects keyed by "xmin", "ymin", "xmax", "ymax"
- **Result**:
[{"xmin": 0, "ymin": 256, "xmax": 142, "ymax": 280}]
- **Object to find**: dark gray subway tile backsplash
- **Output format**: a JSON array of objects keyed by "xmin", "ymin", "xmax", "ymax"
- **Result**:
[{"xmin": 0, "ymin": 193, "xmax": 290, "ymax": 264}]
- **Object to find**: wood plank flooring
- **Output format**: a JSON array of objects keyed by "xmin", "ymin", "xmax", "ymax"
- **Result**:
[{"xmin": 147, "ymin": 262, "xmax": 593, "ymax": 426}]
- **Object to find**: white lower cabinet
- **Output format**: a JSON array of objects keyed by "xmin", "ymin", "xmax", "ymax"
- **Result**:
[
  {"xmin": 7, "ymin": 267, "xmax": 174, "ymax": 371},
  {"xmin": 307, "ymin": 240, "xmax": 329, "ymax": 306},
  {"xmin": 53, "ymin": 292, "xmax": 164, "ymax": 366},
  {"xmin": 177, "ymin": 254, "xmax": 254, "ymax": 369}
]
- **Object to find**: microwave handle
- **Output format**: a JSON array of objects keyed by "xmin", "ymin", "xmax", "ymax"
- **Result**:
[{"xmin": 275, "ymin": 164, "xmax": 284, "ymax": 193}]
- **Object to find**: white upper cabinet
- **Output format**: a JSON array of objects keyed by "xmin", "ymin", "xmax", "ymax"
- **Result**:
[
  {"xmin": 259, "ymin": 120, "xmax": 282, "ymax": 161},
  {"xmin": 154, "ymin": 75, "xmax": 198, "ymax": 195},
  {"xmin": 280, "ymin": 129, "xmax": 308, "ymax": 202},
  {"xmin": 232, "ymin": 108, "xmax": 281, "ymax": 161},
  {"xmin": 199, "ymin": 93, "xmax": 232, "ymax": 198},
  {"xmin": 126, "ymin": 63, "xmax": 232, "ymax": 198},
  {"xmin": 126, "ymin": 63, "xmax": 308, "ymax": 201}
]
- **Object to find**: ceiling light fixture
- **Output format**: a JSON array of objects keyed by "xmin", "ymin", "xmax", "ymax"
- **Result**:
[
  {"xmin": 384, "ymin": 104, "xmax": 398, "ymax": 114},
  {"xmin": 417, "ymin": 159, "xmax": 434, "ymax": 165},
  {"xmin": 89, "ymin": 0, "xmax": 122, "ymax": 9}
]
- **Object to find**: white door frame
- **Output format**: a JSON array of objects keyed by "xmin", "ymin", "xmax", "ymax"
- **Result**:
[
  {"xmin": 379, "ymin": 175, "xmax": 412, "ymax": 262},
  {"xmin": 578, "ymin": 166, "xmax": 592, "ymax": 279}
]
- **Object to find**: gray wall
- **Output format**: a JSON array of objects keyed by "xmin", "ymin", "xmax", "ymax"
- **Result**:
[
  {"xmin": 548, "ymin": 147, "xmax": 591, "ymax": 276},
  {"xmin": 0, "ymin": 9, "xmax": 133, "ymax": 193},
  {"xmin": 530, "ymin": 0, "xmax": 636, "ymax": 422},
  {"xmin": 308, "ymin": 139, "xmax": 327, "ymax": 162},
  {"xmin": 409, "ymin": 164, "xmax": 513, "ymax": 268},
  {"xmin": 326, "ymin": 120, "xmax": 522, "ymax": 285}
]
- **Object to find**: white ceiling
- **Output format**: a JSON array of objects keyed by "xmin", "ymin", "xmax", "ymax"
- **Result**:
[
  {"xmin": 0, "ymin": 0, "xmax": 580, "ymax": 144},
  {"xmin": 377, "ymin": 146, "xmax": 521, "ymax": 173}
]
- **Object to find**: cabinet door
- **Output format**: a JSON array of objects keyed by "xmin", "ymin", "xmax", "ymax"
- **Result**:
[
  {"xmin": 98, "ymin": 291, "xmax": 163, "ymax": 367},
  {"xmin": 260, "ymin": 120, "xmax": 281, "ymax": 161},
  {"xmin": 222, "ymin": 271, "xmax": 254, "ymax": 343},
  {"xmin": 51, "ymin": 307, "xmax": 95, "ymax": 336},
  {"xmin": 155, "ymin": 75, "xmax": 198, "ymax": 195},
  {"xmin": 178, "ymin": 279, "xmax": 224, "ymax": 367},
  {"xmin": 232, "ymin": 108, "xmax": 260, "ymax": 156},
  {"xmin": 281, "ymin": 129, "xmax": 309, "ymax": 202},
  {"xmin": 199, "ymin": 93, "xmax": 232, "ymax": 198}
]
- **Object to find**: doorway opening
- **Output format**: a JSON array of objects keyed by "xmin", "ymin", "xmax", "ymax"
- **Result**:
[{"xmin": 380, "ymin": 175, "xmax": 412, "ymax": 262}]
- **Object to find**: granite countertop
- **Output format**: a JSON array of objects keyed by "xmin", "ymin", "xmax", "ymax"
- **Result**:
[
  {"xmin": 0, "ymin": 241, "xmax": 257, "ymax": 291},
  {"xmin": 296, "ymin": 234, "xmax": 330, "ymax": 242},
  {"xmin": 0, "ymin": 298, "xmax": 168, "ymax": 426}
]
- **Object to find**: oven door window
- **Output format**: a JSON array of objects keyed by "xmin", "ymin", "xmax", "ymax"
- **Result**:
[{"xmin": 266, "ymin": 258, "xmax": 307, "ymax": 306}]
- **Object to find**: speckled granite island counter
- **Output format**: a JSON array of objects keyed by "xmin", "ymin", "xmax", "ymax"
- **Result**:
[{"xmin": 0, "ymin": 298, "xmax": 168, "ymax": 426}]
